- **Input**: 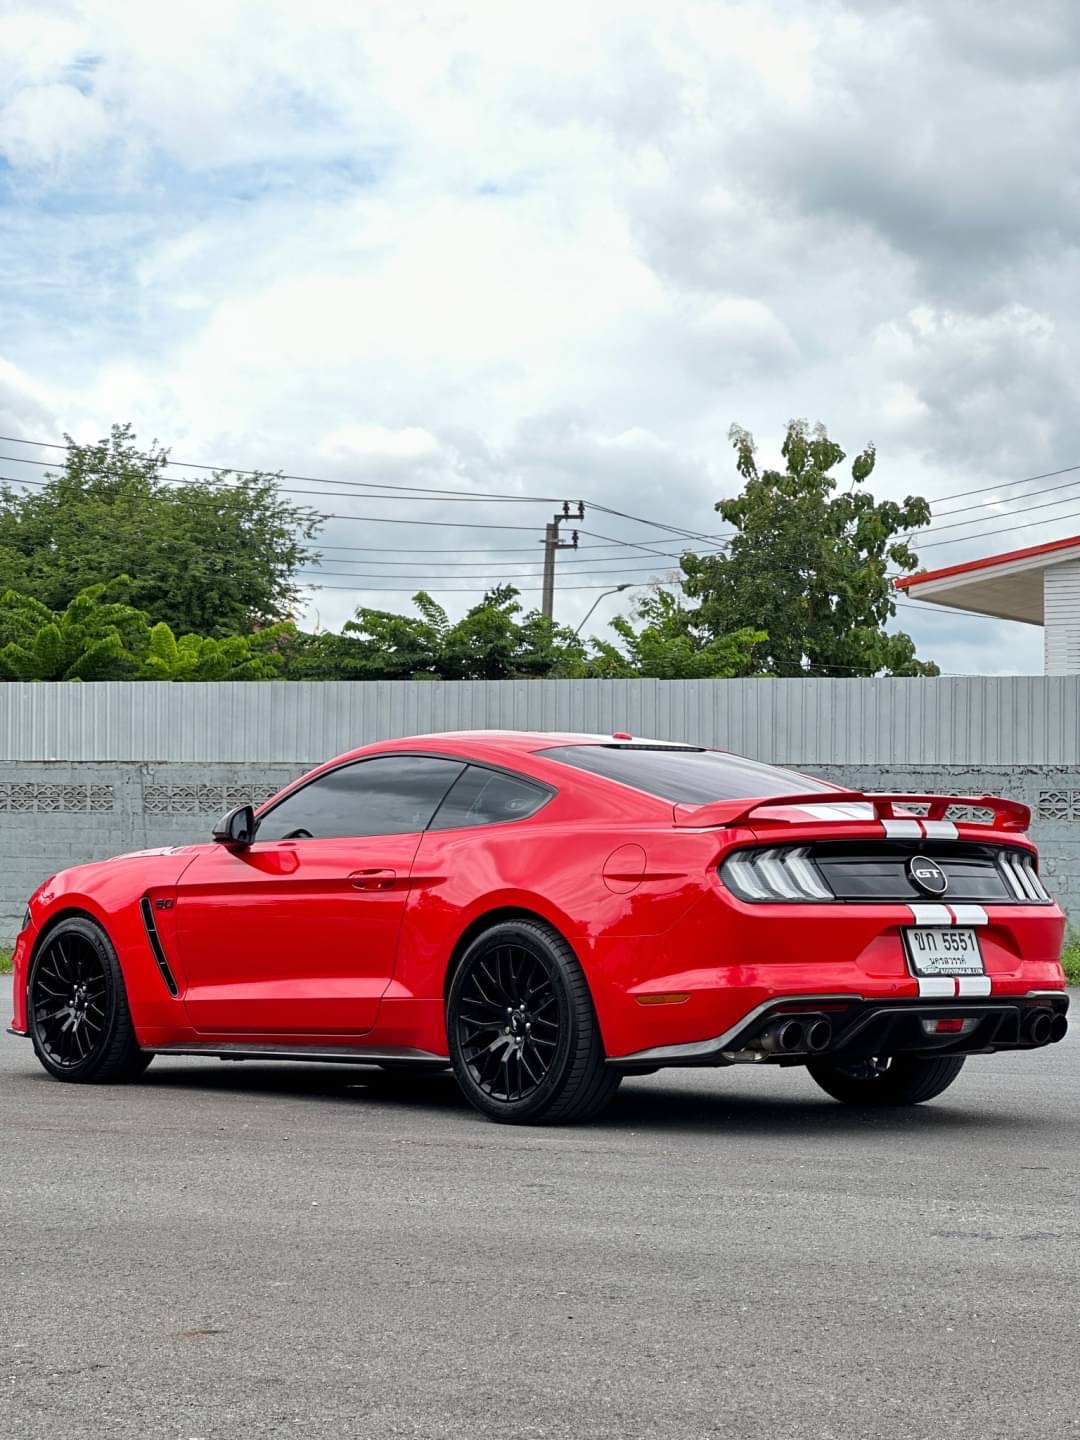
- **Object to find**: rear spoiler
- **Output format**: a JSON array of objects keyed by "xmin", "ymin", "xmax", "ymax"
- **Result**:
[{"xmin": 673, "ymin": 790, "xmax": 1031, "ymax": 832}]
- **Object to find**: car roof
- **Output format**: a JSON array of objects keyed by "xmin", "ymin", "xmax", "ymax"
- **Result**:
[
  {"xmin": 263, "ymin": 731, "xmax": 692, "ymax": 816},
  {"xmin": 360, "ymin": 730, "xmax": 699, "ymax": 757}
]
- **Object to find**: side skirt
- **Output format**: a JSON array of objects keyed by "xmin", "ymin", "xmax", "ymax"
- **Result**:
[{"xmin": 149, "ymin": 1042, "xmax": 450, "ymax": 1068}]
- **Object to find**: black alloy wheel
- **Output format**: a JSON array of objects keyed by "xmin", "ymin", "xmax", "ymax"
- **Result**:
[
  {"xmin": 457, "ymin": 941, "xmax": 560, "ymax": 1102},
  {"xmin": 807, "ymin": 1053, "xmax": 966, "ymax": 1106},
  {"xmin": 447, "ymin": 919, "xmax": 621, "ymax": 1124},
  {"xmin": 28, "ymin": 916, "xmax": 153, "ymax": 1084}
]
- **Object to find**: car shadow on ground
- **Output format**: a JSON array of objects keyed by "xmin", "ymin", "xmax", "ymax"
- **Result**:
[
  {"xmin": 605, "ymin": 1078, "xmax": 1026, "ymax": 1138},
  {"xmin": 128, "ymin": 1058, "xmax": 1051, "ymax": 1140}
]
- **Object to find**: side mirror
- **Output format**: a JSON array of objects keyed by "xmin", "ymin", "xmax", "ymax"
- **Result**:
[{"xmin": 212, "ymin": 804, "xmax": 256, "ymax": 848}]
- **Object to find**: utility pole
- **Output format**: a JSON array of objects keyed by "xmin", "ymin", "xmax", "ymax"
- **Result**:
[{"xmin": 541, "ymin": 501, "xmax": 585, "ymax": 622}]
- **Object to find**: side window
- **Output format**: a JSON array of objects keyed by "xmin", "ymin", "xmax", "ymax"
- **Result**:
[
  {"xmin": 257, "ymin": 756, "xmax": 465, "ymax": 841},
  {"xmin": 429, "ymin": 764, "xmax": 552, "ymax": 831}
]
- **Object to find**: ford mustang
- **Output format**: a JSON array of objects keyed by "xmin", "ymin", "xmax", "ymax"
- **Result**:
[{"xmin": 6, "ymin": 731, "xmax": 1069, "ymax": 1124}]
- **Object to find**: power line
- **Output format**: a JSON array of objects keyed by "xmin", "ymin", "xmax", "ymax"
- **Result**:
[
  {"xmin": 299, "ymin": 559, "xmax": 686, "ymax": 582},
  {"xmin": 12, "ymin": 426, "xmax": 1080, "ymax": 547},
  {"xmin": 311, "ymin": 545, "xmax": 695, "ymax": 566},
  {"xmin": 917, "ymin": 470, "xmax": 1080, "ymax": 522},
  {"xmin": 577, "ymin": 525, "xmax": 728, "ymax": 561},
  {"xmin": 894, "ymin": 599, "xmax": 1002, "ymax": 622},
  {"xmin": 0, "ymin": 455, "xmax": 557, "ymax": 508},
  {"xmin": 914, "ymin": 460, "xmax": 1080, "ymax": 509},
  {"xmin": 0, "ymin": 473, "xmax": 730, "ymax": 550},
  {"xmin": 917, "ymin": 505, "xmax": 1080, "ymax": 548},
  {"xmin": 9, "ymin": 435, "xmax": 1080, "ymax": 567},
  {"xmin": 301, "ymin": 553, "xmax": 692, "ymax": 575},
  {"xmin": 301, "ymin": 580, "xmax": 664, "ymax": 593},
  {"xmin": 0, "ymin": 434, "xmax": 740, "ymax": 544},
  {"xmin": 0, "ymin": 435, "xmax": 573, "ymax": 505},
  {"xmin": 906, "ymin": 486, "xmax": 1080, "ymax": 539},
  {"xmin": 589, "ymin": 503, "xmax": 732, "ymax": 546},
  {"xmin": 0, "ymin": 476, "xmax": 555, "ymax": 533},
  {"xmin": 315, "ymin": 540, "xmax": 684, "ymax": 555}
]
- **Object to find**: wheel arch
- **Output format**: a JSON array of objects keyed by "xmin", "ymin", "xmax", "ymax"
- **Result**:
[
  {"xmin": 442, "ymin": 906, "xmax": 580, "ymax": 1001},
  {"xmin": 26, "ymin": 904, "xmax": 109, "ymax": 972},
  {"xmin": 25, "ymin": 896, "xmax": 181, "ymax": 1040}
]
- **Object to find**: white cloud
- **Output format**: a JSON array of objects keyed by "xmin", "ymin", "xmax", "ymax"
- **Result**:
[{"xmin": 0, "ymin": 82, "xmax": 110, "ymax": 167}]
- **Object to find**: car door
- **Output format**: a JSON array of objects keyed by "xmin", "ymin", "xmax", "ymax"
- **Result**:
[{"xmin": 174, "ymin": 754, "xmax": 465, "ymax": 1037}]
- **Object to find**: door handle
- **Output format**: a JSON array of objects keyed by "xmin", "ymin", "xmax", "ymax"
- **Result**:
[{"xmin": 349, "ymin": 868, "xmax": 397, "ymax": 891}]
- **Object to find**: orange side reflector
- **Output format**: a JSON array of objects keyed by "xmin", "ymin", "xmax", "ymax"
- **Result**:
[{"xmin": 635, "ymin": 992, "xmax": 691, "ymax": 1007}]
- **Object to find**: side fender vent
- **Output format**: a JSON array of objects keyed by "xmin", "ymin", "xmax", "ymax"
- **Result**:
[{"xmin": 140, "ymin": 896, "xmax": 179, "ymax": 997}]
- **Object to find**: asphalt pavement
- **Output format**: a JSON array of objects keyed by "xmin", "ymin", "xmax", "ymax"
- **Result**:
[{"xmin": 2, "ymin": 975, "xmax": 1078, "ymax": 1440}]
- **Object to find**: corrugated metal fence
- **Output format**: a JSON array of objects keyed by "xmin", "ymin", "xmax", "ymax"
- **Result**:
[{"xmin": 1, "ymin": 677, "xmax": 1078, "ymax": 765}]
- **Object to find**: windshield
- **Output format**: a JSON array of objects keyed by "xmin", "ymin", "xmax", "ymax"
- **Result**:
[{"xmin": 538, "ymin": 744, "xmax": 834, "ymax": 807}]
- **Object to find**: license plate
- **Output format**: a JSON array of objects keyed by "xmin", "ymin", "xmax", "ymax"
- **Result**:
[{"xmin": 903, "ymin": 927, "xmax": 984, "ymax": 976}]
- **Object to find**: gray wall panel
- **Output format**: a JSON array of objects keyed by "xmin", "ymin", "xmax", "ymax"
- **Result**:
[{"xmin": 1, "ymin": 677, "xmax": 1079, "ymax": 765}]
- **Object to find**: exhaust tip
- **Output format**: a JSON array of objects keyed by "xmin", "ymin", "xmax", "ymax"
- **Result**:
[
  {"xmin": 804, "ymin": 1019, "xmax": 832, "ymax": 1053},
  {"xmin": 776, "ymin": 1020, "xmax": 804, "ymax": 1053},
  {"xmin": 1026, "ymin": 1010, "xmax": 1053, "ymax": 1047},
  {"xmin": 1049, "ymin": 1013, "xmax": 1068, "ymax": 1044}
]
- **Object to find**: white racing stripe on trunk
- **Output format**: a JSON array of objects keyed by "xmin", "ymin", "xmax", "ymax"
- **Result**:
[
  {"xmin": 909, "ymin": 904, "xmax": 953, "ymax": 925},
  {"xmin": 793, "ymin": 803, "xmax": 877, "ymax": 821},
  {"xmin": 949, "ymin": 904, "xmax": 989, "ymax": 927},
  {"xmin": 958, "ymin": 975, "xmax": 992, "ymax": 996},
  {"xmin": 918, "ymin": 977, "xmax": 958, "ymax": 997},
  {"xmin": 883, "ymin": 818, "xmax": 923, "ymax": 838},
  {"xmin": 922, "ymin": 819, "xmax": 959, "ymax": 840}
]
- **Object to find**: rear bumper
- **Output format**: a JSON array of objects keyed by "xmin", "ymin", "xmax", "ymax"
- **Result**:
[
  {"xmin": 592, "ymin": 894, "xmax": 1066, "ymax": 1058},
  {"xmin": 610, "ymin": 990, "xmax": 1070, "ymax": 1068}
]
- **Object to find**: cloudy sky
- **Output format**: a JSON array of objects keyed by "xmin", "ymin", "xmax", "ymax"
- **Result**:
[{"xmin": 2, "ymin": 0, "xmax": 1079, "ymax": 673}]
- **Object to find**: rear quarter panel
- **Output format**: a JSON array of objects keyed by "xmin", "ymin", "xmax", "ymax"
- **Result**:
[{"xmin": 390, "ymin": 816, "xmax": 720, "ymax": 1055}]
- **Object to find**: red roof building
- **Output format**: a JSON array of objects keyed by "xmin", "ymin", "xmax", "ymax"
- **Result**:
[{"xmin": 895, "ymin": 535, "xmax": 1080, "ymax": 674}]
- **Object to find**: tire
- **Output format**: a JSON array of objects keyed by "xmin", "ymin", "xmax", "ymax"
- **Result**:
[
  {"xmin": 446, "ymin": 919, "xmax": 621, "ymax": 1125},
  {"xmin": 27, "ymin": 915, "xmax": 154, "ymax": 1084},
  {"xmin": 807, "ymin": 1053, "xmax": 966, "ymax": 1107}
]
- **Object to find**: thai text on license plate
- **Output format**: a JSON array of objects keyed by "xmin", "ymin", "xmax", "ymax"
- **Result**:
[{"xmin": 903, "ymin": 927, "xmax": 984, "ymax": 976}]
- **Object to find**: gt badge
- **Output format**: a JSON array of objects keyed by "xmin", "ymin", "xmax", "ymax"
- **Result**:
[{"xmin": 908, "ymin": 855, "xmax": 948, "ymax": 896}]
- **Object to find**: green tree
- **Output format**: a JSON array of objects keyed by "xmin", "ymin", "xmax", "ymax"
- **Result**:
[
  {"xmin": 141, "ymin": 621, "xmax": 288, "ymax": 681},
  {"xmin": 331, "ymin": 587, "xmax": 588, "ymax": 680},
  {"xmin": 0, "ymin": 581, "xmax": 149, "ymax": 680},
  {"xmin": 587, "ymin": 588, "xmax": 765, "ymax": 678},
  {"xmin": 0, "ymin": 424, "xmax": 322, "ymax": 636},
  {"xmin": 0, "ymin": 581, "xmax": 286, "ymax": 681},
  {"xmin": 678, "ymin": 421, "xmax": 939, "ymax": 676}
]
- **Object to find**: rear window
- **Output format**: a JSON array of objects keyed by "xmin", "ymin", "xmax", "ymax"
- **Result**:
[
  {"xmin": 538, "ymin": 745, "xmax": 831, "ymax": 807},
  {"xmin": 429, "ymin": 764, "xmax": 552, "ymax": 831}
]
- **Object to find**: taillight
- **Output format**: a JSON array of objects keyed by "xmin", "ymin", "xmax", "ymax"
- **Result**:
[
  {"xmin": 998, "ymin": 850, "xmax": 1051, "ymax": 902},
  {"xmin": 720, "ymin": 846, "xmax": 834, "ymax": 903}
]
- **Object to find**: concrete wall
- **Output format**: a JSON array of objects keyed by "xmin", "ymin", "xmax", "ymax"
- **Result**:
[{"xmin": 1, "ymin": 679, "xmax": 1078, "ymax": 941}]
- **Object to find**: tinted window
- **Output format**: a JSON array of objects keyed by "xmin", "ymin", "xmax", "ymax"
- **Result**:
[
  {"xmin": 539, "ymin": 745, "xmax": 832, "ymax": 807},
  {"xmin": 257, "ymin": 756, "xmax": 465, "ymax": 841},
  {"xmin": 429, "ymin": 765, "xmax": 551, "ymax": 831}
]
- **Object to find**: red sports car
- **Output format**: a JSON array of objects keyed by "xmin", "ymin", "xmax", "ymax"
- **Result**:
[{"xmin": 7, "ymin": 731, "xmax": 1069, "ymax": 1124}]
